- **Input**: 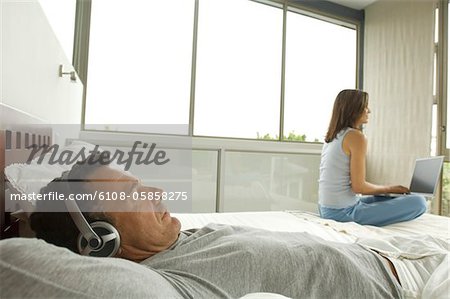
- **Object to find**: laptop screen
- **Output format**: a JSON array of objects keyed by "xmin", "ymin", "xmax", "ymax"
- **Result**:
[{"xmin": 409, "ymin": 157, "xmax": 444, "ymax": 195}]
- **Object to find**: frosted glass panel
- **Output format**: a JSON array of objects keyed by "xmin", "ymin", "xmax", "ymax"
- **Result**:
[
  {"xmin": 192, "ymin": 150, "xmax": 218, "ymax": 212},
  {"xmin": 194, "ymin": 0, "xmax": 283, "ymax": 138},
  {"xmin": 100, "ymin": 146, "xmax": 192, "ymax": 213},
  {"xmin": 98, "ymin": 147, "xmax": 217, "ymax": 213},
  {"xmin": 284, "ymin": 10, "xmax": 356, "ymax": 142},
  {"xmin": 223, "ymin": 152, "xmax": 320, "ymax": 212}
]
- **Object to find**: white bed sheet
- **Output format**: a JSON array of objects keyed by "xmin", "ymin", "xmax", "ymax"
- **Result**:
[
  {"xmin": 173, "ymin": 211, "xmax": 450, "ymax": 299},
  {"xmin": 174, "ymin": 211, "xmax": 449, "ymax": 244},
  {"xmin": 174, "ymin": 211, "xmax": 353, "ymax": 243},
  {"xmin": 287, "ymin": 211, "xmax": 450, "ymax": 245}
]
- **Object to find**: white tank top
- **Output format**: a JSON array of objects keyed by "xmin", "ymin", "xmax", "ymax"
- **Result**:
[{"xmin": 318, "ymin": 128, "xmax": 358, "ymax": 208}]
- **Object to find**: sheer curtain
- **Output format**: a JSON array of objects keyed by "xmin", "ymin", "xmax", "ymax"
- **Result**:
[{"xmin": 363, "ymin": 0, "xmax": 436, "ymax": 186}]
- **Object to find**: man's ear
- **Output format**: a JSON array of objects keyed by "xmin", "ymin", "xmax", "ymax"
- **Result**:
[{"xmin": 115, "ymin": 247, "xmax": 123, "ymax": 258}]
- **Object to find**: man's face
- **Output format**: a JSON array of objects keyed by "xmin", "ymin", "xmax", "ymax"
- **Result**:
[{"xmin": 84, "ymin": 166, "xmax": 181, "ymax": 261}]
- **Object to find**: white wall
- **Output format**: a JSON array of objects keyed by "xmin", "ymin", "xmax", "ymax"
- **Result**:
[{"xmin": 1, "ymin": 0, "xmax": 83, "ymax": 125}]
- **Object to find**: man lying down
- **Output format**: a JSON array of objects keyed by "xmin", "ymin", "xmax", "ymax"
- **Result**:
[{"xmin": 30, "ymin": 154, "xmax": 403, "ymax": 299}]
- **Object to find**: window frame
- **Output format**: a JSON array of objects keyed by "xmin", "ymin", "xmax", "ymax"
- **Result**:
[
  {"xmin": 437, "ymin": 0, "xmax": 449, "ymax": 157},
  {"xmin": 436, "ymin": 0, "xmax": 449, "ymax": 216}
]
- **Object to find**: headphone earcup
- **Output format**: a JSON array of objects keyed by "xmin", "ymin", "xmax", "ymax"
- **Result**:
[{"xmin": 77, "ymin": 221, "xmax": 121, "ymax": 257}]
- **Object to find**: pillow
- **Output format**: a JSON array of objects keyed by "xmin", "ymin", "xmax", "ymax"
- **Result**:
[
  {"xmin": 0, "ymin": 238, "xmax": 292, "ymax": 299},
  {"xmin": 5, "ymin": 140, "xmax": 99, "ymax": 196},
  {"xmin": 0, "ymin": 237, "xmax": 183, "ymax": 298}
]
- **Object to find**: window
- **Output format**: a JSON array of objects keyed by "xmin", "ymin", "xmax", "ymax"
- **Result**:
[
  {"xmin": 82, "ymin": 0, "xmax": 359, "ymax": 140},
  {"xmin": 194, "ymin": 0, "xmax": 283, "ymax": 138},
  {"xmin": 84, "ymin": 0, "xmax": 195, "ymax": 133},
  {"xmin": 284, "ymin": 9, "xmax": 357, "ymax": 142}
]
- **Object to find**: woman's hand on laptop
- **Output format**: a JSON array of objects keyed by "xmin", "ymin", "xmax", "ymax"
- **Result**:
[{"xmin": 386, "ymin": 185, "xmax": 410, "ymax": 194}]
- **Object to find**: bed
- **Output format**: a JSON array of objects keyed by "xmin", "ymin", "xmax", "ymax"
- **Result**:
[
  {"xmin": 1, "ymin": 106, "xmax": 449, "ymax": 299},
  {"xmin": 1, "ymin": 210, "xmax": 448, "ymax": 298}
]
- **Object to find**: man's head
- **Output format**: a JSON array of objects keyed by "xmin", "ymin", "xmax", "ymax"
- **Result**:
[{"xmin": 30, "ymin": 153, "xmax": 181, "ymax": 262}]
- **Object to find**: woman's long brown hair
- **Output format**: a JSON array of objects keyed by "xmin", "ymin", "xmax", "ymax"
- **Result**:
[{"xmin": 324, "ymin": 89, "xmax": 369, "ymax": 143}]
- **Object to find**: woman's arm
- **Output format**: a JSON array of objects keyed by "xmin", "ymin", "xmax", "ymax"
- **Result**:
[{"xmin": 343, "ymin": 130, "xmax": 409, "ymax": 195}]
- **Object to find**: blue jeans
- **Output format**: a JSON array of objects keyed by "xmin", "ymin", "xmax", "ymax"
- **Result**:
[{"xmin": 319, "ymin": 195, "xmax": 427, "ymax": 226}]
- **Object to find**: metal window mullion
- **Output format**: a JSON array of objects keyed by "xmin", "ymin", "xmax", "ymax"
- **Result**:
[
  {"xmin": 279, "ymin": 3, "xmax": 287, "ymax": 141},
  {"xmin": 438, "ymin": 0, "xmax": 449, "ymax": 159},
  {"xmin": 189, "ymin": 0, "xmax": 200, "ymax": 137},
  {"xmin": 216, "ymin": 148, "xmax": 226, "ymax": 212},
  {"xmin": 73, "ymin": 0, "xmax": 92, "ymax": 129},
  {"xmin": 436, "ymin": 0, "xmax": 449, "ymax": 216},
  {"xmin": 357, "ymin": 20, "xmax": 364, "ymax": 89}
]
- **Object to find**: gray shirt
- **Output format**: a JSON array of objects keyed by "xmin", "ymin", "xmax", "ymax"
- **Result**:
[{"xmin": 141, "ymin": 223, "xmax": 402, "ymax": 299}]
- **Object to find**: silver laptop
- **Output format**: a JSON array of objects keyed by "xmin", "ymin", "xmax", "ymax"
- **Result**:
[{"xmin": 387, "ymin": 156, "xmax": 444, "ymax": 197}]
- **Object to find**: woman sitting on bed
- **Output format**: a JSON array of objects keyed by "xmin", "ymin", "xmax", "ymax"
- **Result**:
[{"xmin": 318, "ymin": 89, "xmax": 427, "ymax": 226}]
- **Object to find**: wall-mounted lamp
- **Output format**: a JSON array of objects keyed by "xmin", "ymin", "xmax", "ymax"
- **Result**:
[{"xmin": 59, "ymin": 65, "xmax": 77, "ymax": 82}]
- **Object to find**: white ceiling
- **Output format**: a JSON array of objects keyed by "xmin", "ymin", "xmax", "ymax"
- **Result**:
[{"xmin": 327, "ymin": 0, "xmax": 378, "ymax": 10}]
